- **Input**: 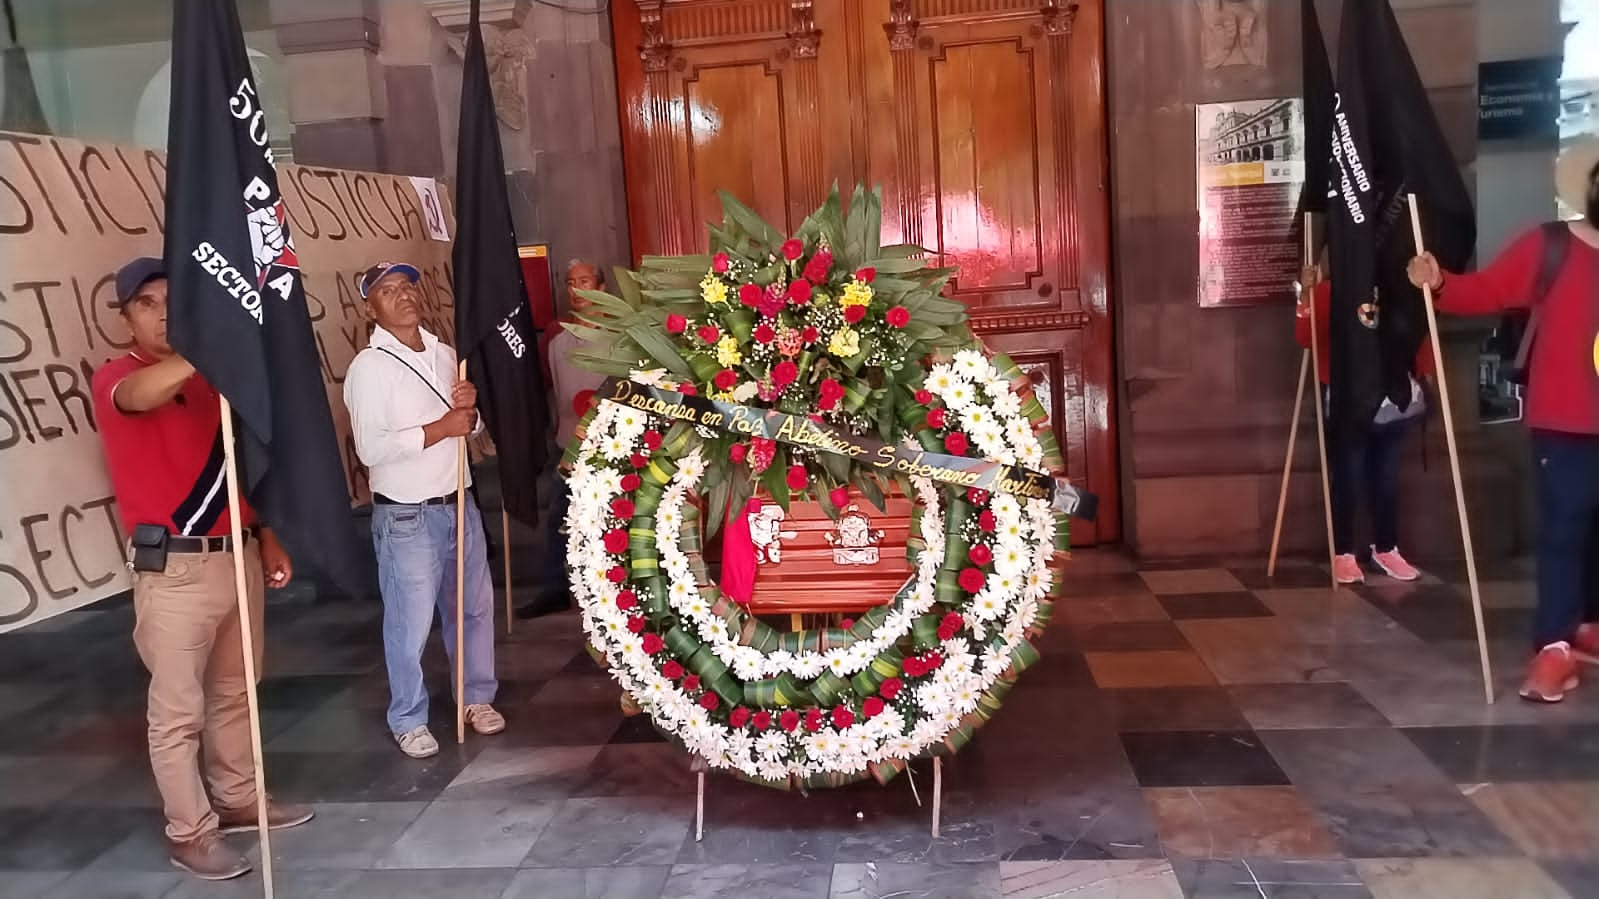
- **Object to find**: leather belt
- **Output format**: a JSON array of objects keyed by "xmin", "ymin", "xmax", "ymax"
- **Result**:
[
  {"xmin": 373, "ymin": 492, "xmax": 457, "ymax": 506},
  {"xmin": 169, "ymin": 529, "xmax": 255, "ymax": 554}
]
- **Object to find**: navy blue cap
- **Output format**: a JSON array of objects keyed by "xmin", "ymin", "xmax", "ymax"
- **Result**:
[
  {"xmin": 358, "ymin": 261, "xmax": 422, "ymax": 299},
  {"xmin": 111, "ymin": 257, "xmax": 167, "ymax": 309}
]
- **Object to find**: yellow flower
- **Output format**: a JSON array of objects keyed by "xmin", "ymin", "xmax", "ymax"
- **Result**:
[
  {"xmin": 840, "ymin": 280, "xmax": 874, "ymax": 308},
  {"xmin": 700, "ymin": 273, "xmax": 730, "ymax": 305},
  {"xmin": 716, "ymin": 335, "xmax": 744, "ymax": 366},
  {"xmin": 828, "ymin": 327, "xmax": 860, "ymax": 358}
]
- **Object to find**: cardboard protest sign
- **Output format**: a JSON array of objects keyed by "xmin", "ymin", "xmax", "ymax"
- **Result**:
[{"xmin": 0, "ymin": 130, "xmax": 456, "ymax": 633}]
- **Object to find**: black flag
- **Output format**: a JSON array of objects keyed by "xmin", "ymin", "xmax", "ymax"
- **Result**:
[
  {"xmin": 1, "ymin": 0, "xmax": 49, "ymax": 133},
  {"xmin": 452, "ymin": 0, "xmax": 549, "ymax": 525},
  {"xmin": 1325, "ymin": 0, "xmax": 1475, "ymax": 442},
  {"xmin": 165, "ymin": 0, "xmax": 367, "ymax": 592},
  {"xmin": 1293, "ymin": 0, "xmax": 1334, "ymax": 237}
]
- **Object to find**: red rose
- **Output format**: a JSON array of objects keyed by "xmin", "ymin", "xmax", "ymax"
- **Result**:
[
  {"xmin": 738, "ymin": 283, "xmax": 761, "ymax": 307},
  {"xmin": 820, "ymin": 378, "xmax": 845, "ymax": 401},
  {"xmin": 683, "ymin": 674, "xmax": 701, "ymax": 692},
  {"xmin": 945, "ymin": 432, "xmax": 969, "ymax": 455},
  {"xmin": 855, "ymin": 266, "xmax": 876, "ymax": 283},
  {"xmin": 937, "ymin": 611, "xmax": 964, "ymax": 641},
  {"xmin": 628, "ymin": 615, "xmax": 646, "ymax": 633},
  {"xmin": 803, "ymin": 250, "xmax": 833, "ymax": 283},
  {"xmin": 758, "ymin": 291, "xmax": 786, "ymax": 318},
  {"xmin": 620, "ymin": 473, "xmax": 643, "ymax": 492},
  {"xmin": 729, "ymin": 706, "xmax": 752, "ymax": 728},
  {"xmin": 700, "ymin": 692, "xmax": 720, "ymax": 711},
  {"xmin": 779, "ymin": 710, "xmax": 800, "ymax": 732},
  {"xmin": 712, "ymin": 252, "xmax": 731, "ymax": 274},
  {"xmin": 662, "ymin": 660, "xmax": 685, "ymax": 680},
  {"xmin": 925, "ymin": 650, "xmax": 944, "ymax": 670},
  {"xmin": 753, "ymin": 710, "xmax": 773, "ymax": 731},
  {"xmin": 665, "ymin": 314, "xmax": 688, "ymax": 334},
  {"xmin": 782, "ymin": 239, "xmax": 804, "ymax": 261},
  {"xmin": 958, "ymin": 567, "xmax": 985, "ymax": 593},
  {"xmin": 967, "ymin": 488, "xmax": 991, "ymax": 504},
  {"xmin": 801, "ymin": 326, "xmax": 819, "ymax": 344},
  {"xmin": 927, "ymin": 408, "xmax": 947, "ymax": 429},
  {"xmin": 914, "ymin": 389, "xmax": 933, "ymax": 405},
  {"xmin": 840, "ymin": 617, "xmax": 855, "ymax": 629},
  {"xmin": 978, "ymin": 510, "xmax": 997, "ymax": 532},
  {"xmin": 843, "ymin": 304, "xmax": 867, "ymax": 324},
  {"xmin": 786, "ymin": 465, "xmax": 808, "ymax": 491},
  {"xmin": 786, "ymin": 279, "xmax": 812, "ymax": 306},
  {"xmin": 679, "ymin": 383, "xmax": 697, "ymax": 396},
  {"xmin": 629, "ymin": 453, "xmax": 648, "ymax": 470},
  {"xmin": 818, "ymin": 394, "xmax": 839, "ymax": 412},
  {"xmin": 968, "ymin": 544, "xmax": 993, "ymax": 566},
  {"xmin": 697, "ymin": 324, "xmax": 721, "ymax": 344},
  {"xmin": 611, "ymin": 498, "xmax": 636, "ymax": 519},
  {"xmin": 832, "ymin": 706, "xmax": 855, "ymax": 729},
  {"xmin": 729, "ymin": 443, "xmax": 748, "ymax": 463},
  {"xmin": 803, "ymin": 708, "xmax": 824, "ymax": 732},
  {"xmin": 642, "ymin": 633, "xmax": 665, "ymax": 654},
  {"xmin": 903, "ymin": 657, "xmax": 925, "ymax": 678},
  {"xmin": 754, "ymin": 323, "xmax": 776, "ymax": 344},
  {"xmin": 863, "ymin": 696, "xmax": 885, "ymax": 718},
  {"xmin": 616, "ymin": 590, "xmax": 638, "ymax": 610},
  {"xmin": 607, "ymin": 566, "xmax": 627, "ymax": 584},
  {"xmin": 644, "ymin": 430, "xmax": 664, "ymax": 451},
  {"xmin": 829, "ymin": 487, "xmax": 849, "ymax": 508},
  {"xmin": 714, "ymin": 369, "xmax": 738, "ymax": 391},
  {"xmin": 885, "ymin": 306, "xmax": 910, "ymax": 328},
  {"xmin": 604, "ymin": 529, "xmax": 629, "ymax": 554},
  {"xmin": 880, "ymin": 677, "xmax": 903, "ymax": 700},
  {"xmin": 771, "ymin": 360, "xmax": 799, "ymax": 389}
]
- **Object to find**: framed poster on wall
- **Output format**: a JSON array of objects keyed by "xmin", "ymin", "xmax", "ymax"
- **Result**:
[{"xmin": 1196, "ymin": 97, "xmax": 1306, "ymax": 308}]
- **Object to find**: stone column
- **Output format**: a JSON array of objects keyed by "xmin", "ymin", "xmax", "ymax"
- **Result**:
[{"xmin": 269, "ymin": 0, "xmax": 388, "ymax": 170}]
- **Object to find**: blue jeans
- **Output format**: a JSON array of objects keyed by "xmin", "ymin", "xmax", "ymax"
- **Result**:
[
  {"xmin": 1531, "ymin": 431, "xmax": 1599, "ymax": 648},
  {"xmin": 1326, "ymin": 399, "xmax": 1416, "ymax": 556},
  {"xmin": 372, "ymin": 494, "xmax": 498, "ymax": 736}
]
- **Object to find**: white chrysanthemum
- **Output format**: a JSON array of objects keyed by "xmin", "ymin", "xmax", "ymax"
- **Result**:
[
  {"xmin": 756, "ymin": 732, "xmax": 788, "ymax": 759},
  {"xmin": 658, "ymin": 506, "xmax": 681, "ymax": 534},
  {"xmin": 806, "ymin": 731, "xmax": 839, "ymax": 758},
  {"xmin": 704, "ymin": 618, "xmax": 729, "ymax": 645},
  {"xmin": 990, "ymin": 571, "xmax": 1020, "ymax": 596},
  {"xmin": 824, "ymin": 649, "xmax": 851, "ymax": 677},
  {"xmin": 630, "ymin": 368, "xmax": 668, "ymax": 386},
  {"xmin": 793, "ymin": 655, "xmax": 828, "ymax": 680},
  {"xmin": 953, "ymin": 350, "xmax": 988, "ymax": 380},
  {"xmin": 993, "ymin": 391, "xmax": 1023, "ymax": 417},
  {"xmin": 677, "ymin": 452, "xmax": 707, "ymax": 485},
  {"xmin": 970, "ymin": 590, "xmax": 1004, "ymax": 621},
  {"xmin": 1019, "ymin": 443, "xmax": 1045, "ymax": 468},
  {"xmin": 994, "ymin": 544, "xmax": 1029, "ymax": 577},
  {"xmin": 1005, "ymin": 418, "xmax": 1034, "ymax": 447},
  {"xmin": 685, "ymin": 594, "xmax": 710, "ymax": 619},
  {"xmin": 667, "ymin": 579, "xmax": 694, "ymax": 605},
  {"xmin": 944, "ymin": 380, "xmax": 975, "ymax": 410},
  {"xmin": 992, "ymin": 494, "xmax": 1020, "ymax": 518},
  {"xmin": 961, "ymin": 406, "xmax": 992, "ymax": 432},
  {"xmin": 601, "ymin": 434, "xmax": 631, "ymax": 461}
]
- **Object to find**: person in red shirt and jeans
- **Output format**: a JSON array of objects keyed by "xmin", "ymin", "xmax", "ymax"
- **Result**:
[
  {"xmin": 1297, "ymin": 267, "xmax": 1434, "ymax": 585},
  {"xmin": 91, "ymin": 258, "xmax": 312, "ymax": 879},
  {"xmin": 1407, "ymin": 140, "xmax": 1599, "ymax": 703}
]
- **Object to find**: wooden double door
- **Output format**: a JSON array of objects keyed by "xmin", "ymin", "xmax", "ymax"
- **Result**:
[{"xmin": 611, "ymin": 0, "xmax": 1118, "ymax": 543}]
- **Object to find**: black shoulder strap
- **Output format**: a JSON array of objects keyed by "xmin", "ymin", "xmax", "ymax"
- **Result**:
[
  {"xmin": 374, "ymin": 346, "xmax": 452, "ymax": 409},
  {"xmin": 1513, "ymin": 221, "xmax": 1574, "ymax": 372}
]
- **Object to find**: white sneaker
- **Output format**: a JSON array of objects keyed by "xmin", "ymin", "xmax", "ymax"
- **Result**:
[
  {"xmin": 395, "ymin": 725, "xmax": 439, "ymax": 759},
  {"xmin": 465, "ymin": 704, "xmax": 506, "ymax": 736}
]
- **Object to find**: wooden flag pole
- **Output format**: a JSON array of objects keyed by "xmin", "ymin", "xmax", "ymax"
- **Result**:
[
  {"xmin": 217, "ymin": 397, "xmax": 275, "ymax": 899},
  {"xmin": 1407, "ymin": 193, "xmax": 1494, "ymax": 704},
  {"xmin": 1298, "ymin": 213, "xmax": 1340, "ymax": 590},
  {"xmin": 502, "ymin": 507, "xmax": 513, "ymax": 636},
  {"xmin": 456, "ymin": 359, "xmax": 469, "ymax": 744},
  {"xmin": 1268, "ymin": 350, "xmax": 1311, "ymax": 577}
]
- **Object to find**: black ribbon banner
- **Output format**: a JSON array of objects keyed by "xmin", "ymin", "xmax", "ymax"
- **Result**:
[{"xmin": 599, "ymin": 378, "xmax": 1098, "ymax": 521}]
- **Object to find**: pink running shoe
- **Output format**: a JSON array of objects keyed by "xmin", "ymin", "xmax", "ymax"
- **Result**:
[
  {"xmin": 1370, "ymin": 547, "xmax": 1420, "ymax": 582},
  {"xmin": 1333, "ymin": 554, "xmax": 1365, "ymax": 585},
  {"xmin": 1573, "ymin": 623, "xmax": 1599, "ymax": 665}
]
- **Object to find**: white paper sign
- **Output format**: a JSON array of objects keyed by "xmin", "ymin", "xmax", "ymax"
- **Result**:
[{"xmin": 410, "ymin": 177, "xmax": 452, "ymax": 242}]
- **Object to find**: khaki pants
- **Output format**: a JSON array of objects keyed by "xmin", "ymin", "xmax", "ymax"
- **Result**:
[{"xmin": 131, "ymin": 539, "xmax": 265, "ymax": 843}]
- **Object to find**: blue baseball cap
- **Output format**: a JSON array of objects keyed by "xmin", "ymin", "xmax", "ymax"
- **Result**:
[
  {"xmin": 358, "ymin": 261, "xmax": 422, "ymax": 298},
  {"xmin": 111, "ymin": 257, "xmax": 167, "ymax": 309}
]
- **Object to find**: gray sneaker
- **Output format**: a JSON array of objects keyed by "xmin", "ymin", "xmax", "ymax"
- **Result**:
[{"xmin": 169, "ymin": 831, "xmax": 251, "ymax": 881}]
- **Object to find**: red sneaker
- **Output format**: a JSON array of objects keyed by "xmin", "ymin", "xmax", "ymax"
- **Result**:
[
  {"xmin": 1519, "ymin": 643, "xmax": 1579, "ymax": 703},
  {"xmin": 1574, "ymin": 623, "xmax": 1599, "ymax": 665}
]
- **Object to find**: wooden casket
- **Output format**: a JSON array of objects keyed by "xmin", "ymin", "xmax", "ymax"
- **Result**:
[{"xmin": 738, "ymin": 491, "xmax": 916, "ymax": 626}]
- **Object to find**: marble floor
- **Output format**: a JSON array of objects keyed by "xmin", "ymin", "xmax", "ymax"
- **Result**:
[{"xmin": 2, "ymin": 550, "xmax": 1597, "ymax": 898}]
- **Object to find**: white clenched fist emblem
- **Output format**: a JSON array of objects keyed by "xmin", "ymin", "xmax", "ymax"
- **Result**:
[{"xmin": 246, "ymin": 202, "xmax": 298, "ymax": 280}]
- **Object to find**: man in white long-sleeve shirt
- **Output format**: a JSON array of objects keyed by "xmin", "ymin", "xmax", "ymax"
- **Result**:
[{"xmin": 343, "ymin": 261, "xmax": 504, "ymax": 759}]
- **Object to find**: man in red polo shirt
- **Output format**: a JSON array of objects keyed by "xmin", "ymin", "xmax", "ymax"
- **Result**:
[
  {"xmin": 91, "ymin": 257, "xmax": 312, "ymax": 880},
  {"xmin": 1407, "ymin": 140, "xmax": 1599, "ymax": 703}
]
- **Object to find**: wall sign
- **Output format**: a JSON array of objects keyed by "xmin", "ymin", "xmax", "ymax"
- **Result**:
[{"xmin": 1478, "ymin": 57, "xmax": 1562, "ymax": 143}]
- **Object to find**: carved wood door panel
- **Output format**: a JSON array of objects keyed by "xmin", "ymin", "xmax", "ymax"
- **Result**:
[{"xmin": 611, "ymin": 0, "xmax": 1118, "ymax": 543}]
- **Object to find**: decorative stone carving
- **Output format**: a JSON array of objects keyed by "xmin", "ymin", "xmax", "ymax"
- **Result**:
[
  {"xmin": 443, "ymin": 23, "xmax": 532, "ymax": 130},
  {"xmin": 639, "ymin": 0, "xmax": 672, "ymax": 73},
  {"xmin": 886, "ymin": 0, "xmax": 918, "ymax": 52},
  {"xmin": 789, "ymin": 0, "xmax": 821, "ymax": 59},
  {"xmin": 1197, "ymin": 0, "xmax": 1266, "ymax": 69},
  {"xmin": 423, "ymin": 0, "xmax": 528, "ymax": 30},
  {"xmin": 826, "ymin": 505, "xmax": 885, "ymax": 566}
]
